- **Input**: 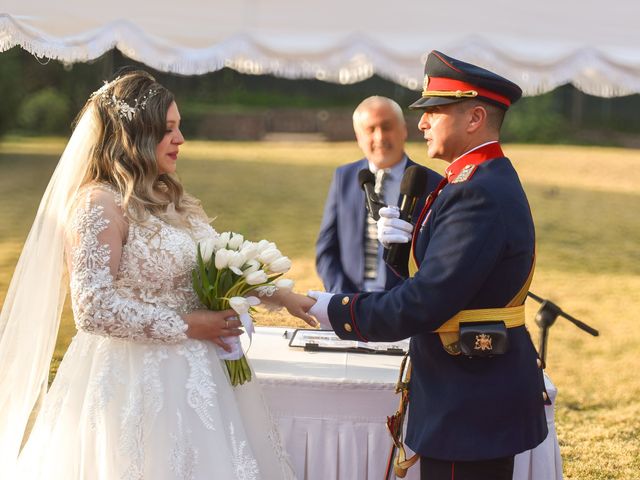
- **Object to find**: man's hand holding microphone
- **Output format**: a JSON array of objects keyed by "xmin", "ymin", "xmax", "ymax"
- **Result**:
[
  {"xmin": 377, "ymin": 206, "xmax": 414, "ymax": 247},
  {"xmin": 304, "ymin": 166, "xmax": 428, "ymax": 330}
]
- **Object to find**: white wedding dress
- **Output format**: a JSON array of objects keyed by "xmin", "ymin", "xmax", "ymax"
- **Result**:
[{"xmin": 16, "ymin": 184, "xmax": 295, "ymax": 480}]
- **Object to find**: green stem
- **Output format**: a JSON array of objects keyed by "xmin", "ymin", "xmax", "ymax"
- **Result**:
[
  {"xmin": 224, "ymin": 356, "xmax": 252, "ymax": 386},
  {"xmin": 213, "ymin": 268, "xmax": 222, "ymax": 297},
  {"xmin": 226, "ymin": 280, "xmax": 247, "ymax": 299}
]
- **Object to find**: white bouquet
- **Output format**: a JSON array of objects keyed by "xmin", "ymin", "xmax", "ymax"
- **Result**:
[{"xmin": 192, "ymin": 232, "xmax": 293, "ymax": 386}]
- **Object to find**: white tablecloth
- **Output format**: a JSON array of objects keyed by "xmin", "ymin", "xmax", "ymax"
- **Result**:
[{"xmin": 245, "ymin": 327, "xmax": 562, "ymax": 480}]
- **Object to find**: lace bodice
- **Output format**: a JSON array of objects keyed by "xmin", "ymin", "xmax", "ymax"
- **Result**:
[{"xmin": 66, "ymin": 184, "xmax": 213, "ymax": 344}]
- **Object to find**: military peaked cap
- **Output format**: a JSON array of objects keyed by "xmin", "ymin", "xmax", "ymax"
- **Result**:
[{"xmin": 409, "ymin": 50, "xmax": 522, "ymax": 110}]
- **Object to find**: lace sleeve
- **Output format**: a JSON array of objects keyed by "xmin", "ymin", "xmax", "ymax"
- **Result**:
[{"xmin": 66, "ymin": 187, "xmax": 188, "ymax": 344}]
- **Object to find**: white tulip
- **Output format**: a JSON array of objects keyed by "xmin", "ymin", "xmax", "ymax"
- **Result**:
[
  {"xmin": 214, "ymin": 231, "xmax": 231, "ymax": 250},
  {"xmin": 240, "ymin": 242, "xmax": 259, "ymax": 261},
  {"xmin": 214, "ymin": 248, "xmax": 232, "ymax": 270},
  {"xmin": 256, "ymin": 240, "xmax": 276, "ymax": 253},
  {"xmin": 246, "ymin": 296, "xmax": 261, "ymax": 307},
  {"xmin": 258, "ymin": 248, "xmax": 282, "ymax": 265},
  {"xmin": 275, "ymin": 278, "xmax": 295, "ymax": 292},
  {"xmin": 229, "ymin": 296, "xmax": 251, "ymax": 314},
  {"xmin": 243, "ymin": 259, "xmax": 260, "ymax": 275},
  {"xmin": 267, "ymin": 256, "xmax": 292, "ymax": 274},
  {"xmin": 228, "ymin": 296, "xmax": 257, "ymax": 339},
  {"xmin": 245, "ymin": 270, "xmax": 268, "ymax": 285},
  {"xmin": 230, "ymin": 266, "xmax": 243, "ymax": 276},
  {"xmin": 228, "ymin": 233, "xmax": 244, "ymax": 250},
  {"xmin": 199, "ymin": 238, "xmax": 216, "ymax": 263},
  {"xmin": 229, "ymin": 251, "xmax": 246, "ymax": 269}
]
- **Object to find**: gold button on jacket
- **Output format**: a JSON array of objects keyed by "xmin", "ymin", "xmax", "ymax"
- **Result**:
[
  {"xmin": 344, "ymin": 323, "xmax": 353, "ymax": 332},
  {"xmin": 341, "ymin": 296, "xmax": 350, "ymax": 305}
]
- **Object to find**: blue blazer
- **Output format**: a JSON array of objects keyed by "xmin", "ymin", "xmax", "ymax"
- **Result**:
[
  {"xmin": 327, "ymin": 157, "xmax": 548, "ymax": 461},
  {"xmin": 315, "ymin": 157, "xmax": 442, "ymax": 293}
]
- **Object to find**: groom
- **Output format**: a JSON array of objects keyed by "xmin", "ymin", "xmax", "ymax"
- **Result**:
[{"xmin": 306, "ymin": 50, "xmax": 549, "ymax": 480}]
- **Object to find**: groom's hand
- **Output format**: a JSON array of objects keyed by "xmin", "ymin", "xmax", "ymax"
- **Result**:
[
  {"xmin": 377, "ymin": 206, "xmax": 413, "ymax": 247},
  {"xmin": 307, "ymin": 291, "xmax": 333, "ymax": 330},
  {"xmin": 282, "ymin": 292, "xmax": 319, "ymax": 327}
]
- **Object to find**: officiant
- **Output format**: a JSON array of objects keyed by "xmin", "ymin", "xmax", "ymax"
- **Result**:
[
  {"xmin": 307, "ymin": 50, "xmax": 549, "ymax": 480},
  {"xmin": 315, "ymin": 96, "xmax": 441, "ymax": 293}
]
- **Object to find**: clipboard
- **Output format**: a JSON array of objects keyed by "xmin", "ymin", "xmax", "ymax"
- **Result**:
[{"xmin": 288, "ymin": 329, "xmax": 409, "ymax": 356}]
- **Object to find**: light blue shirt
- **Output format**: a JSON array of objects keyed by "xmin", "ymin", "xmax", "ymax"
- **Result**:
[{"xmin": 363, "ymin": 155, "xmax": 407, "ymax": 292}]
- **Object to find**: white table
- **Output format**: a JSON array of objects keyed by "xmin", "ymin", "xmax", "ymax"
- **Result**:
[{"xmin": 245, "ymin": 327, "xmax": 562, "ymax": 480}]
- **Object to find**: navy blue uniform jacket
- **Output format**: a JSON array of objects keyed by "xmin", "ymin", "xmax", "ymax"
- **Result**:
[
  {"xmin": 327, "ymin": 154, "xmax": 548, "ymax": 461},
  {"xmin": 316, "ymin": 157, "xmax": 442, "ymax": 293}
]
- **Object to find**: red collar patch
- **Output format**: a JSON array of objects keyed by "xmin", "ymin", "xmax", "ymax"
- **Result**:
[{"xmin": 445, "ymin": 142, "xmax": 504, "ymax": 182}]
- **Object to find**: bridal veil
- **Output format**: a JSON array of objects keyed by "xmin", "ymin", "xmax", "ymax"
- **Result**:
[{"xmin": 0, "ymin": 105, "xmax": 98, "ymax": 473}]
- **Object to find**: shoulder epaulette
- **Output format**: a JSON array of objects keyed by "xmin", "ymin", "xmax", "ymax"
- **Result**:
[{"xmin": 451, "ymin": 164, "xmax": 477, "ymax": 183}]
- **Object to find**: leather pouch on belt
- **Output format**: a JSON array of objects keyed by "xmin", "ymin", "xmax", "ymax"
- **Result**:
[{"xmin": 459, "ymin": 321, "xmax": 509, "ymax": 357}]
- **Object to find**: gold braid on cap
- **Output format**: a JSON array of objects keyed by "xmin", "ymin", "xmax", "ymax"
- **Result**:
[
  {"xmin": 421, "ymin": 89, "xmax": 478, "ymax": 98},
  {"xmin": 420, "ymin": 74, "xmax": 478, "ymax": 98}
]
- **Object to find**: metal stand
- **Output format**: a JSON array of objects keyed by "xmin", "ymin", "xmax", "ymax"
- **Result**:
[{"xmin": 527, "ymin": 291, "xmax": 599, "ymax": 365}]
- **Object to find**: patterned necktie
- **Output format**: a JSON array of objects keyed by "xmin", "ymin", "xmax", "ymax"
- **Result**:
[
  {"xmin": 364, "ymin": 169, "xmax": 388, "ymax": 280},
  {"xmin": 374, "ymin": 168, "xmax": 387, "ymax": 199}
]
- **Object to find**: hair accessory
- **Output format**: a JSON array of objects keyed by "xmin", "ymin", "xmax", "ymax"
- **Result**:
[{"xmin": 91, "ymin": 79, "xmax": 160, "ymax": 121}]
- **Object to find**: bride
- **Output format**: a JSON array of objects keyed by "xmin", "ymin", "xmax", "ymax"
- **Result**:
[{"xmin": 0, "ymin": 70, "xmax": 315, "ymax": 479}]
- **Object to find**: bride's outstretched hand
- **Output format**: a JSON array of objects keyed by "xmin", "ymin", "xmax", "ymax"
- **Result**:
[{"xmin": 282, "ymin": 292, "xmax": 318, "ymax": 327}]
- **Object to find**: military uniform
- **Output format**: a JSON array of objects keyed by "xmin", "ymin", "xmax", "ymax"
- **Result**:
[{"xmin": 325, "ymin": 51, "xmax": 549, "ymax": 477}]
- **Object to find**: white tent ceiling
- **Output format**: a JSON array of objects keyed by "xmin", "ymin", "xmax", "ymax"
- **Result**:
[{"xmin": 2, "ymin": 0, "xmax": 640, "ymax": 97}]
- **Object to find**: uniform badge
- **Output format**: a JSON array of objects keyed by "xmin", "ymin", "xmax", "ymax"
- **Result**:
[
  {"xmin": 421, "ymin": 75, "xmax": 430, "ymax": 95},
  {"xmin": 451, "ymin": 164, "xmax": 477, "ymax": 183},
  {"xmin": 474, "ymin": 333, "xmax": 493, "ymax": 351}
]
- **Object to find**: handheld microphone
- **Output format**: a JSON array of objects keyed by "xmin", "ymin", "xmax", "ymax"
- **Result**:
[
  {"xmin": 358, "ymin": 169, "xmax": 386, "ymax": 221},
  {"xmin": 384, "ymin": 165, "xmax": 429, "ymax": 271}
]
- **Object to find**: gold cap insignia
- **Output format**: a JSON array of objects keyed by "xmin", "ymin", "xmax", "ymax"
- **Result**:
[{"xmin": 421, "ymin": 75, "xmax": 430, "ymax": 95}]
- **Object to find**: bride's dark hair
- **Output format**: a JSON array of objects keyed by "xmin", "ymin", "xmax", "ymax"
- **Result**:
[{"xmin": 78, "ymin": 70, "xmax": 205, "ymax": 227}]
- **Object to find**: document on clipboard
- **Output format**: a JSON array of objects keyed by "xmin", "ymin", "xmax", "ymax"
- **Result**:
[{"xmin": 288, "ymin": 329, "xmax": 409, "ymax": 355}]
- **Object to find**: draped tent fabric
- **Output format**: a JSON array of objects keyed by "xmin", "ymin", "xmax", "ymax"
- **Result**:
[{"xmin": 1, "ymin": 1, "xmax": 640, "ymax": 96}]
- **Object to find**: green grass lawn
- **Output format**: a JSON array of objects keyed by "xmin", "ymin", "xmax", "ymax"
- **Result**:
[{"xmin": 1, "ymin": 138, "xmax": 639, "ymax": 479}]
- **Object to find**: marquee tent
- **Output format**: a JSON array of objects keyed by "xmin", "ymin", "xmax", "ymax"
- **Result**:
[{"xmin": 2, "ymin": 0, "xmax": 639, "ymax": 97}]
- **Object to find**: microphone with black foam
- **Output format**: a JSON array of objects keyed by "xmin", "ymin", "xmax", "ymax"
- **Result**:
[
  {"xmin": 358, "ymin": 168, "xmax": 386, "ymax": 221},
  {"xmin": 383, "ymin": 165, "xmax": 429, "ymax": 273}
]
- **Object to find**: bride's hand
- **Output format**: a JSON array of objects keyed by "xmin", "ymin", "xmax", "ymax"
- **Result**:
[
  {"xmin": 183, "ymin": 309, "xmax": 243, "ymax": 351},
  {"xmin": 281, "ymin": 292, "xmax": 318, "ymax": 327}
]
